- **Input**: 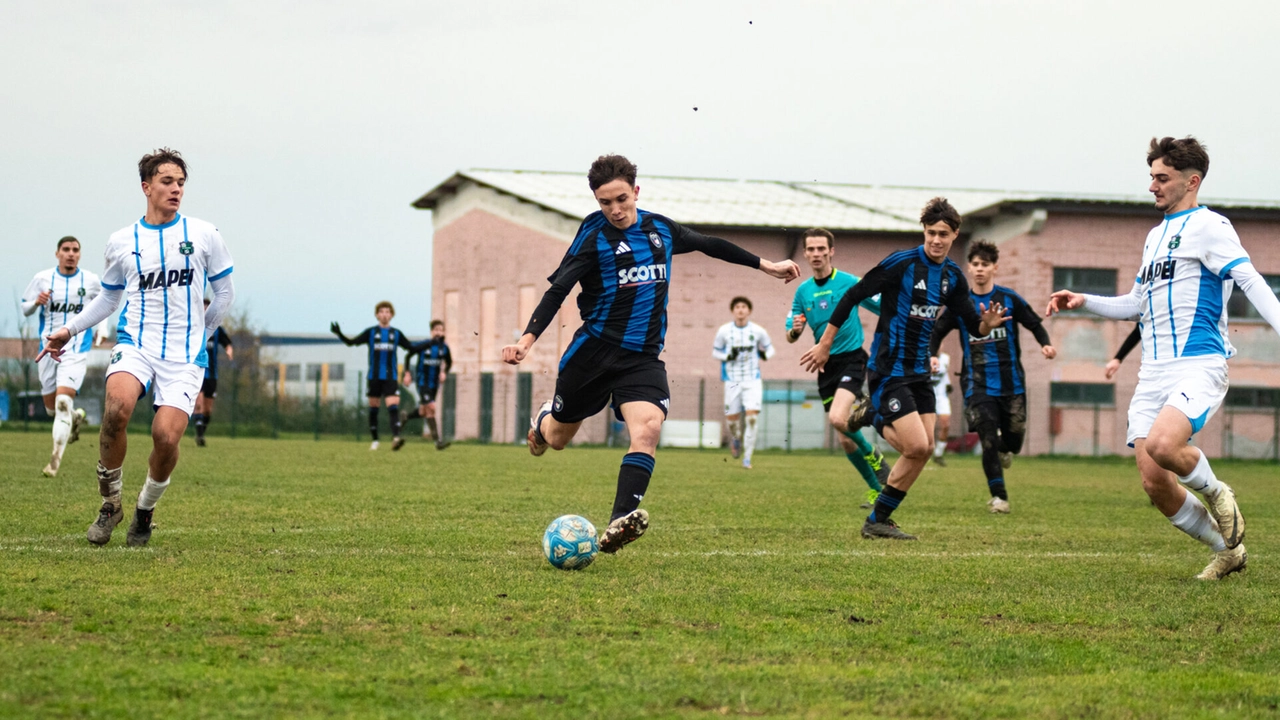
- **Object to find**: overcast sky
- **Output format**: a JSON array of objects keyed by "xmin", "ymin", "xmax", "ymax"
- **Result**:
[{"xmin": 4, "ymin": 0, "xmax": 1278, "ymax": 338}]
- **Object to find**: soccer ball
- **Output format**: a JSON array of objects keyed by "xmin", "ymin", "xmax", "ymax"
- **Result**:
[{"xmin": 542, "ymin": 515, "xmax": 599, "ymax": 570}]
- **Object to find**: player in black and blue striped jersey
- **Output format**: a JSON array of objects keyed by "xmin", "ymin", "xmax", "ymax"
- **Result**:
[
  {"xmin": 331, "ymin": 300, "xmax": 417, "ymax": 451},
  {"xmin": 402, "ymin": 319, "xmax": 452, "ymax": 449},
  {"xmin": 192, "ymin": 298, "xmax": 234, "ymax": 447},
  {"xmin": 929, "ymin": 240, "xmax": 1056, "ymax": 514},
  {"xmin": 802, "ymin": 197, "xmax": 1010, "ymax": 540},
  {"xmin": 503, "ymin": 154, "xmax": 800, "ymax": 554}
]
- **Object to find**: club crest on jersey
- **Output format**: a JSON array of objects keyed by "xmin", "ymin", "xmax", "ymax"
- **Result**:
[
  {"xmin": 179, "ymin": 240, "xmax": 194, "ymax": 255},
  {"xmin": 818, "ymin": 298, "xmax": 829, "ymax": 310},
  {"xmin": 941, "ymin": 276, "xmax": 950, "ymax": 294},
  {"xmin": 648, "ymin": 231, "xmax": 662, "ymax": 248},
  {"xmin": 1168, "ymin": 235, "xmax": 1181, "ymax": 250},
  {"xmin": 111, "ymin": 351, "xmax": 122, "ymax": 364},
  {"xmin": 77, "ymin": 287, "xmax": 86, "ymax": 297}
]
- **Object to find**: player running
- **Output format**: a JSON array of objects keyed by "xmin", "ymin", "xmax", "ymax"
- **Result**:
[
  {"xmin": 801, "ymin": 198, "xmax": 1008, "ymax": 540},
  {"xmin": 331, "ymin": 301, "xmax": 416, "ymax": 451},
  {"xmin": 785, "ymin": 228, "xmax": 891, "ymax": 508},
  {"xmin": 1048, "ymin": 136, "xmax": 1280, "ymax": 580},
  {"xmin": 929, "ymin": 351, "xmax": 953, "ymax": 467},
  {"xmin": 22, "ymin": 236, "xmax": 102, "ymax": 477},
  {"xmin": 502, "ymin": 155, "xmax": 799, "ymax": 553},
  {"xmin": 929, "ymin": 240, "xmax": 1056, "ymax": 513},
  {"xmin": 402, "ymin": 319, "xmax": 452, "ymax": 449},
  {"xmin": 712, "ymin": 296, "xmax": 774, "ymax": 469},
  {"xmin": 38, "ymin": 148, "xmax": 235, "ymax": 547},
  {"xmin": 193, "ymin": 298, "xmax": 233, "ymax": 447}
]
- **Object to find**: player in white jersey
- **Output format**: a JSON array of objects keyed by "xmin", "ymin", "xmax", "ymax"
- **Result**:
[
  {"xmin": 21, "ymin": 236, "xmax": 102, "ymax": 477},
  {"xmin": 930, "ymin": 351, "xmax": 951, "ymax": 466},
  {"xmin": 712, "ymin": 296, "xmax": 775, "ymax": 468},
  {"xmin": 1049, "ymin": 136, "xmax": 1280, "ymax": 580},
  {"xmin": 38, "ymin": 148, "xmax": 235, "ymax": 549}
]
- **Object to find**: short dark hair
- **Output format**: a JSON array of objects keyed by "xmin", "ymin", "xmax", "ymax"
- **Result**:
[
  {"xmin": 375, "ymin": 300, "xmax": 395, "ymax": 315},
  {"xmin": 1147, "ymin": 136, "xmax": 1209, "ymax": 178},
  {"xmin": 56, "ymin": 236, "xmax": 79, "ymax": 251},
  {"xmin": 920, "ymin": 196, "xmax": 961, "ymax": 231},
  {"xmin": 588, "ymin": 155, "xmax": 637, "ymax": 191},
  {"xmin": 729, "ymin": 296, "xmax": 752, "ymax": 311},
  {"xmin": 430, "ymin": 319, "xmax": 445, "ymax": 330},
  {"xmin": 967, "ymin": 240, "xmax": 999, "ymax": 264},
  {"xmin": 802, "ymin": 228, "xmax": 834, "ymax": 249},
  {"xmin": 139, "ymin": 147, "xmax": 188, "ymax": 183}
]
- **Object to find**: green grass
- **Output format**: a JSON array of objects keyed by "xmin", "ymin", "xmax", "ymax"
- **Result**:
[{"xmin": 2, "ymin": 433, "xmax": 1278, "ymax": 719}]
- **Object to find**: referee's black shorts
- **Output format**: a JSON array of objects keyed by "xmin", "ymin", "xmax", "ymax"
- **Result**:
[{"xmin": 552, "ymin": 334, "xmax": 669, "ymax": 424}]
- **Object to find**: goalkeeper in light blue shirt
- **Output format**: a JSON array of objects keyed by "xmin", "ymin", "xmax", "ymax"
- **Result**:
[{"xmin": 785, "ymin": 228, "xmax": 889, "ymax": 505}]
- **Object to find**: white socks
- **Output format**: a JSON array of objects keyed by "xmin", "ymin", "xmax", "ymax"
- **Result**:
[
  {"xmin": 1178, "ymin": 449, "xmax": 1225, "ymax": 497},
  {"xmin": 50, "ymin": 396, "xmax": 73, "ymax": 469},
  {"xmin": 137, "ymin": 476, "xmax": 170, "ymax": 511},
  {"xmin": 1169, "ymin": 491, "xmax": 1226, "ymax": 552},
  {"xmin": 743, "ymin": 415, "xmax": 758, "ymax": 465},
  {"xmin": 934, "ymin": 440, "xmax": 946, "ymax": 458},
  {"xmin": 97, "ymin": 463, "xmax": 123, "ymax": 508}
]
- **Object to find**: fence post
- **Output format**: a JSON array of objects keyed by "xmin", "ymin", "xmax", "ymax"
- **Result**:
[
  {"xmin": 1092, "ymin": 403, "xmax": 1100, "ymax": 456},
  {"xmin": 785, "ymin": 379, "xmax": 793, "ymax": 453},
  {"xmin": 314, "ymin": 369, "xmax": 321, "ymax": 441},
  {"xmin": 272, "ymin": 377, "xmax": 280, "ymax": 440},
  {"xmin": 697, "ymin": 377, "xmax": 705, "ymax": 450}
]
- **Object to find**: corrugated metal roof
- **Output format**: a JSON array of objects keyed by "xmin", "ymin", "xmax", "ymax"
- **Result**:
[{"xmin": 412, "ymin": 169, "xmax": 1280, "ymax": 231}]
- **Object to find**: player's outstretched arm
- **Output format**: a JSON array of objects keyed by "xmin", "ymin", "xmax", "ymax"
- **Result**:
[
  {"xmin": 1230, "ymin": 261, "xmax": 1280, "ymax": 335},
  {"xmin": 37, "ymin": 286, "xmax": 125, "ymax": 362},
  {"xmin": 759, "ymin": 258, "xmax": 800, "ymax": 283},
  {"xmin": 928, "ymin": 310, "xmax": 958, "ymax": 358},
  {"xmin": 329, "ymin": 322, "xmax": 358, "ymax": 346},
  {"xmin": 502, "ymin": 333, "xmax": 537, "ymax": 365},
  {"xmin": 1011, "ymin": 295, "xmax": 1056, "ymax": 359}
]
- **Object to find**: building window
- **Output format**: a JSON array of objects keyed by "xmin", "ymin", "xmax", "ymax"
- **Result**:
[
  {"xmin": 305, "ymin": 364, "xmax": 323, "ymax": 381},
  {"xmin": 1225, "ymin": 386, "xmax": 1280, "ymax": 408},
  {"xmin": 1227, "ymin": 274, "xmax": 1280, "ymax": 321},
  {"xmin": 1053, "ymin": 267, "xmax": 1117, "ymax": 297},
  {"xmin": 1050, "ymin": 382, "xmax": 1115, "ymax": 406},
  {"xmin": 328, "ymin": 363, "xmax": 345, "ymax": 381},
  {"xmin": 285, "ymin": 364, "xmax": 301, "ymax": 381},
  {"xmin": 265, "ymin": 365, "xmax": 279, "ymax": 382}
]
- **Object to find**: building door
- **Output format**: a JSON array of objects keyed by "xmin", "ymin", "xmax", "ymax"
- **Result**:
[
  {"xmin": 515, "ymin": 372, "xmax": 532, "ymax": 444},
  {"xmin": 479, "ymin": 372, "xmax": 494, "ymax": 443}
]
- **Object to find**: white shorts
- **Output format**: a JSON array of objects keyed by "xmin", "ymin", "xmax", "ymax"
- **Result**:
[
  {"xmin": 106, "ymin": 344, "xmax": 204, "ymax": 416},
  {"xmin": 724, "ymin": 379, "xmax": 763, "ymax": 415},
  {"xmin": 1126, "ymin": 357, "xmax": 1229, "ymax": 447},
  {"xmin": 933, "ymin": 383, "xmax": 952, "ymax": 417},
  {"xmin": 38, "ymin": 351, "xmax": 89, "ymax": 395}
]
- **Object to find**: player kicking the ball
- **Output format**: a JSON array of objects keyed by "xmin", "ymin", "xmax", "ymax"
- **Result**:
[
  {"xmin": 38, "ymin": 148, "xmax": 235, "ymax": 547},
  {"xmin": 801, "ymin": 198, "xmax": 1008, "ymax": 540},
  {"xmin": 712, "ymin": 296, "xmax": 774, "ymax": 469},
  {"xmin": 1048, "ymin": 136, "xmax": 1280, "ymax": 580},
  {"xmin": 22, "ymin": 236, "xmax": 101, "ymax": 477},
  {"xmin": 503, "ymin": 155, "xmax": 799, "ymax": 553}
]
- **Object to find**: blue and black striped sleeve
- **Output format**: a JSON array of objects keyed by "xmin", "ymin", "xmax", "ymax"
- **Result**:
[
  {"xmin": 1012, "ymin": 293, "xmax": 1052, "ymax": 346},
  {"xmin": 669, "ymin": 221, "xmax": 760, "ymax": 268},
  {"xmin": 944, "ymin": 273, "xmax": 986, "ymax": 337},
  {"xmin": 928, "ymin": 310, "xmax": 959, "ymax": 356},
  {"xmin": 216, "ymin": 327, "xmax": 233, "ymax": 348}
]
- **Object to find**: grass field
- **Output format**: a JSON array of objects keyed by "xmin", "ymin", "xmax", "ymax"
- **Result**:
[{"xmin": 2, "ymin": 431, "xmax": 1278, "ymax": 719}]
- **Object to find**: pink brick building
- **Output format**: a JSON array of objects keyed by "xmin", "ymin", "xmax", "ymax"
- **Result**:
[{"xmin": 412, "ymin": 170, "xmax": 1280, "ymax": 458}]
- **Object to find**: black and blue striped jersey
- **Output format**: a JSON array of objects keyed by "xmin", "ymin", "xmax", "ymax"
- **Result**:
[
  {"xmin": 524, "ymin": 209, "xmax": 760, "ymax": 358},
  {"xmin": 928, "ymin": 286, "xmax": 1051, "ymax": 399},
  {"xmin": 407, "ymin": 339, "xmax": 452, "ymax": 390},
  {"xmin": 346, "ymin": 326, "xmax": 415, "ymax": 381},
  {"xmin": 827, "ymin": 246, "xmax": 987, "ymax": 378},
  {"xmin": 203, "ymin": 327, "xmax": 233, "ymax": 380}
]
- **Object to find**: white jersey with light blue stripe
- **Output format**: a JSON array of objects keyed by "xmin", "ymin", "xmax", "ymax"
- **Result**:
[
  {"xmin": 713, "ymin": 321, "xmax": 775, "ymax": 382},
  {"xmin": 1131, "ymin": 206, "xmax": 1248, "ymax": 363},
  {"xmin": 101, "ymin": 214, "xmax": 234, "ymax": 368},
  {"xmin": 23, "ymin": 267, "xmax": 102, "ymax": 354}
]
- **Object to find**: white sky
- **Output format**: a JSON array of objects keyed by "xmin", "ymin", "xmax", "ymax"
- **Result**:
[{"xmin": 4, "ymin": 0, "xmax": 1278, "ymax": 337}]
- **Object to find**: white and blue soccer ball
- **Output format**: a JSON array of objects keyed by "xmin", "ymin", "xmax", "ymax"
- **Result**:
[{"xmin": 542, "ymin": 515, "xmax": 599, "ymax": 570}]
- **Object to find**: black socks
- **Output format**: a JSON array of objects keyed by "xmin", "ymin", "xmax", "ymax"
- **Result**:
[{"xmin": 611, "ymin": 453, "xmax": 655, "ymax": 521}]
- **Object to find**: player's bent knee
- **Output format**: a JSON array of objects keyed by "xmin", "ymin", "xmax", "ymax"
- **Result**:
[{"xmin": 1144, "ymin": 433, "xmax": 1184, "ymax": 468}]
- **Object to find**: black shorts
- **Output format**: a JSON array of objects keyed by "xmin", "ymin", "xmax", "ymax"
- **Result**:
[
  {"xmin": 200, "ymin": 377, "xmax": 217, "ymax": 398},
  {"xmin": 416, "ymin": 384, "xmax": 439, "ymax": 404},
  {"xmin": 818, "ymin": 349, "xmax": 868, "ymax": 411},
  {"xmin": 964, "ymin": 394, "xmax": 1027, "ymax": 440},
  {"xmin": 366, "ymin": 378, "xmax": 399, "ymax": 399},
  {"xmin": 868, "ymin": 371, "xmax": 936, "ymax": 434},
  {"xmin": 553, "ymin": 334, "xmax": 669, "ymax": 424}
]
